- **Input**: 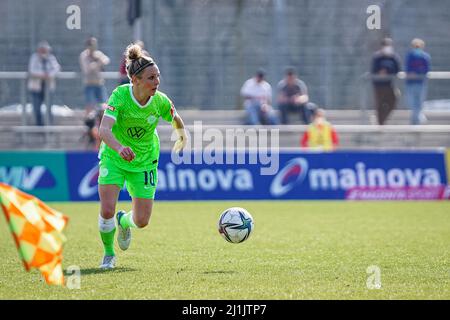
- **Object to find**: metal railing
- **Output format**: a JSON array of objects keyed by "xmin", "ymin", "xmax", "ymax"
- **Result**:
[
  {"xmin": 1, "ymin": 123, "xmax": 449, "ymax": 150},
  {"xmin": 1, "ymin": 71, "xmax": 450, "ymax": 149},
  {"xmin": 359, "ymin": 71, "xmax": 450, "ymax": 125},
  {"xmin": 0, "ymin": 71, "xmax": 121, "ymax": 126}
]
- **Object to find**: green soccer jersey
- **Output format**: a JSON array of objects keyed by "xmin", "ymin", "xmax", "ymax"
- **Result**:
[{"xmin": 98, "ymin": 84, "xmax": 177, "ymax": 171}]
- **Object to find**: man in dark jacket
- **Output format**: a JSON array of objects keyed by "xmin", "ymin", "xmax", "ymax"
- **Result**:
[{"xmin": 371, "ymin": 38, "xmax": 401, "ymax": 125}]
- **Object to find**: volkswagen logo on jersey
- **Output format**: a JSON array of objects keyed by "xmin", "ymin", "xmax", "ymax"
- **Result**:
[
  {"xmin": 270, "ymin": 158, "xmax": 309, "ymax": 197},
  {"xmin": 127, "ymin": 127, "xmax": 146, "ymax": 139}
]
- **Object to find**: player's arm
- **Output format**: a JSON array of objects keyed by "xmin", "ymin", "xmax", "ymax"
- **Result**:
[
  {"xmin": 98, "ymin": 115, "xmax": 135, "ymax": 162},
  {"xmin": 172, "ymin": 113, "xmax": 188, "ymax": 153}
]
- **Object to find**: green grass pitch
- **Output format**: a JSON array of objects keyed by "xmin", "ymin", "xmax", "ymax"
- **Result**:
[{"xmin": 0, "ymin": 201, "xmax": 449, "ymax": 299}]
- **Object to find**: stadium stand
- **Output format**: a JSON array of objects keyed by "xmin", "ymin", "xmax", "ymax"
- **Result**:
[
  {"xmin": 1, "ymin": 107, "xmax": 449, "ymax": 150},
  {"xmin": 1, "ymin": 0, "xmax": 450, "ymax": 110},
  {"xmin": 1, "ymin": 0, "xmax": 449, "ymax": 150}
]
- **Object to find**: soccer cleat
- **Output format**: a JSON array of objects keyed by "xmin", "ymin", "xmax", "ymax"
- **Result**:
[
  {"xmin": 116, "ymin": 210, "xmax": 131, "ymax": 251},
  {"xmin": 99, "ymin": 255, "xmax": 116, "ymax": 269}
]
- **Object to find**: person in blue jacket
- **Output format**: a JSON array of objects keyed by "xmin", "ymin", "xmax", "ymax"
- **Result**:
[{"xmin": 405, "ymin": 38, "xmax": 431, "ymax": 125}]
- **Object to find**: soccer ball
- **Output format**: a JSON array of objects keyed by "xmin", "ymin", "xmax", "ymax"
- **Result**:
[{"xmin": 218, "ymin": 207, "xmax": 254, "ymax": 243}]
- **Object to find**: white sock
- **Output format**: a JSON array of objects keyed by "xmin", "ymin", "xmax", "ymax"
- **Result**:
[{"xmin": 98, "ymin": 215, "xmax": 116, "ymax": 233}]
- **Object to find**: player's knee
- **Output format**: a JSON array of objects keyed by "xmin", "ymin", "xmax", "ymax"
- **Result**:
[
  {"xmin": 101, "ymin": 207, "xmax": 115, "ymax": 219},
  {"xmin": 134, "ymin": 217, "xmax": 149, "ymax": 228}
]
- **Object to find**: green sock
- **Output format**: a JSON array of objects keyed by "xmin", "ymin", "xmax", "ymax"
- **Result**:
[
  {"xmin": 119, "ymin": 211, "xmax": 138, "ymax": 229},
  {"xmin": 100, "ymin": 229, "xmax": 116, "ymax": 256},
  {"xmin": 99, "ymin": 215, "xmax": 116, "ymax": 256}
]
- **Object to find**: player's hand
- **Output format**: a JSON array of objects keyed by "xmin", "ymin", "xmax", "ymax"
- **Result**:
[
  {"xmin": 173, "ymin": 135, "xmax": 187, "ymax": 153},
  {"xmin": 118, "ymin": 146, "xmax": 135, "ymax": 162}
]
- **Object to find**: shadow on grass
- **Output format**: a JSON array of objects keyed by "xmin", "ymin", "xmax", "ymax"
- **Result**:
[
  {"xmin": 64, "ymin": 267, "xmax": 138, "ymax": 276},
  {"xmin": 202, "ymin": 270, "xmax": 236, "ymax": 275}
]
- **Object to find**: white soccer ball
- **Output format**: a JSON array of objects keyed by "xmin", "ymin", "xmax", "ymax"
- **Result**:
[{"xmin": 218, "ymin": 207, "xmax": 254, "ymax": 243}]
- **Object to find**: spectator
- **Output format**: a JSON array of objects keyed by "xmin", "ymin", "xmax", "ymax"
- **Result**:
[
  {"xmin": 119, "ymin": 55, "xmax": 128, "ymax": 85},
  {"xmin": 277, "ymin": 67, "xmax": 315, "ymax": 124},
  {"xmin": 240, "ymin": 69, "xmax": 278, "ymax": 125},
  {"xmin": 371, "ymin": 37, "xmax": 401, "ymax": 125},
  {"xmin": 82, "ymin": 104, "xmax": 105, "ymax": 150},
  {"xmin": 301, "ymin": 108, "xmax": 339, "ymax": 151},
  {"xmin": 79, "ymin": 37, "xmax": 110, "ymax": 114},
  {"xmin": 405, "ymin": 38, "xmax": 431, "ymax": 125},
  {"xmin": 27, "ymin": 41, "xmax": 61, "ymax": 126},
  {"xmin": 119, "ymin": 40, "xmax": 147, "ymax": 85}
]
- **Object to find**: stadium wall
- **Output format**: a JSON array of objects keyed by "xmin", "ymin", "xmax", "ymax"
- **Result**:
[{"xmin": 0, "ymin": 150, "xmax": 448, "ymax": 201}]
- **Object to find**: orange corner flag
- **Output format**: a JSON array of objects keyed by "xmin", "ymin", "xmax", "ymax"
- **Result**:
[{"xmin": 0, "ymin": 183, "xmax": 69, "ymax": 285}]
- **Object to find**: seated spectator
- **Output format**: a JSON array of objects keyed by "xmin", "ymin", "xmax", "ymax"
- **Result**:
[
  {"xmin": 240, "ymin": 69, "xmax": 279, "ymax": 125},
  {"xmin": 301, "ymin": 108, "xmax": 339, "ymax": 151},
  {"xmin": 82, "ymin": 104, "xmax": 105, "ymax": 150},
  {"xmin": 277, "ymin": 67, "xmax": 315, "ymax": 124}
]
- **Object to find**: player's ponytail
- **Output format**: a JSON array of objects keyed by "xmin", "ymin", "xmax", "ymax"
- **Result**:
[
  {"xmin": 125, "ymin": 43, "xmax": 154, "ymax": 79},
  {"xmin": 126, "ymin": 44, "xmax": 142, "ymax": 62}
]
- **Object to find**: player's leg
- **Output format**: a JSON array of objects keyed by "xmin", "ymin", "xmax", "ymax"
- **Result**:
[
  {"xmin": 97, "ymin": 158, "xmax": 126, "ymax": 268},
  {"xmin": 117, "ymin": 198, "xmax": 153, "ymax": 229},
  {"xmin": 98, "ymin": 184, "xmax": 120, "ymax": 268},
  {"xmin": 116, "ymin": 168, "xmax": 157, "ymax": 250},
  {"xmin": 131, "ymin": 198, "xmax": 154, "ymax": 228}
]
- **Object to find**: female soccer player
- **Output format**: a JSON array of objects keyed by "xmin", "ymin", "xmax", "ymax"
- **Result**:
[{"xmin": 97, "ymin": 43, "xmax": 187, "ymax": 269}]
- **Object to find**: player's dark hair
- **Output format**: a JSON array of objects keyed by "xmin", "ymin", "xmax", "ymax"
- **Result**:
[{"xmin": 125, "ymin": 43, "xmax": 154, "ymax": 79}]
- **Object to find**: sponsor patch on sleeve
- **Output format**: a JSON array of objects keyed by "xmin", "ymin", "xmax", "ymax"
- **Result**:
[
  {"xmin": 107, "ymin": 105, "xmax": 116, "ymax": 112},
  {"xmin": 170, "ymin": 101, "xmax": 176, "ymax": 118}
]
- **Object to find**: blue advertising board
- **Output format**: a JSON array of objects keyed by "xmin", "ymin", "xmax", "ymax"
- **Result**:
[
  {"xmin": 0, "ymin": 151, "xmax": 70, "ymax": 201},
  {"xmin": 266, "ymin": 151, "xmax": 447, "ymax": 200},
  {"xmin": 66, "ymin": 152, "xmax": 131, "ymax": 201},
  {"xmin": 1, "ymin": 150, "xmax": 447, "ymax": 201},
  {"xmin": 64, "ymin": 150, "xmax": 448, "ymax": 201}
]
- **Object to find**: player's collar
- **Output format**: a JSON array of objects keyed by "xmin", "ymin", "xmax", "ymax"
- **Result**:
[{"xmin": 129, "ymin": 84, "xmax": 154, "ymax": 109}]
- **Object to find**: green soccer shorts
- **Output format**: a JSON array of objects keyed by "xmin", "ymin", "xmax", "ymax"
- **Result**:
[{"xmin": 98, "ymin": 158, "xmax": 158, "ymax": 199}]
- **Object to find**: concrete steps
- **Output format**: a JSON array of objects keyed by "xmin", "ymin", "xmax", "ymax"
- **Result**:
[
  {"xmin": 0, "ymin": 108, "xmax": 449, "ymax": 151},
  {"xmin": 1, "ymin": 108, "xmax": 449, "ymax": 126}
]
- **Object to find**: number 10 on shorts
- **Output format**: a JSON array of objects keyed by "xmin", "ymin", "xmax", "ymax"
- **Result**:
[{"xmin": 143, "ymin": 170, "xmax": 156, "ymax": 187}]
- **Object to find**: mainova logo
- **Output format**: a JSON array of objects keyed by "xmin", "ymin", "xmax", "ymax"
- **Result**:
[
  {"xmin": 157, "ymin": 163, "xmax": 253, "ymax": 192},
  {"xmin": 270, "ymin": 158, "xmax": 309, "ymax": 197},
  {"xmin": 79, "ymin": 165, "xmax": 128, "ymax": 199},
  {"xmin": 0, "ymin": 166, "xmax": 55, "ymax": 190},
  {"xmin": 78, "ymin": 165, "xmax": 100, "ymax": 198},
  {"xmin": 270, "ymin": 158, "xmax": 442, "ymax": 197},
  {"xmin": 78, "ymin": 163, "xmax": 254, "ymax": 198}
]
